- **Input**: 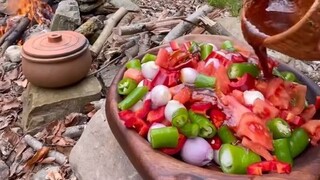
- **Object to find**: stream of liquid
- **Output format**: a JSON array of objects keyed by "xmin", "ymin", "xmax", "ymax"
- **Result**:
[{"xmin": 241, "ymin": 0, "xmax": 299, "ymax": 78}]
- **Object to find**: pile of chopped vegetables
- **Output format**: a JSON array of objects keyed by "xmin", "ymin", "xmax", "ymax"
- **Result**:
[{"xmin": 116, "ymin": 39, "xmax": 320, "ymax": 175}]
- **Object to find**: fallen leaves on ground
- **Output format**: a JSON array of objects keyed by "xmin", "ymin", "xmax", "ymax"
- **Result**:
[{"xmin": 24, "ymin": 147, "xmax": 50, "ymax": 171}]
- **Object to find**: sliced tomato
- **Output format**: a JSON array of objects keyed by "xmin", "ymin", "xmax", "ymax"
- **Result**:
[
  {"xmin": 167, "ymin": 71, "xmax": 179, "ymax": 87},
  {"xmin": 155, "ymin": 48, "xmax": 170, "ymax": 69},
  {"xmin": 285, "ymin": 82, "xmax": 307, "ymax": 115},
  {"xmin": 231, "ymin": 89, "xmax": 245, "ymax": 105},
  {"xmin": 173, "ymin": 87, "xmax": 192, "ymax": 105},
  {"xmin": 214, "ymin": 66, "xmax": 230, "ymax": 95},
  {"xmin": 147, "ymin": 106, "xmax": 165, "ymax": 124},
  {"xmin": 301, "ymin": 104, "xmax": 316, "ymax": 121},
  {"xmin": 237, "ymin": 112, "xmax": 273, "ymax": 151},
  {"xmin": 169, "ymin": 41, "xmax": 180, "ymax": 51},
  {"xmin": 196, "ymin": 61, "xmax": 215, "ymax": 76},
  {"xmin": 301, "ymin": 120, "xmax": 320, "ymax": 145},
  {"xmin": 169, "ymin": 84, "xmax": 185, "ymax": 96},
  {"xmin": 221, "ymin": 95, "xmax": 251, "ymax": 126},
  {"xmin": 279, "ymin": 110, "xmax": 305, "ymax": 127},
  {"xmin": 229, "ymin": 73, "xmax": 255, "ymax": 91},
  {"xmin": 255, "ymin": 80, "xmax": 268, "ymax": 95},
  {"xmin": 265, "ymin": 78, "xmax": 290, "ymax": 110},
  {"xmin": 242, "ymin": 137, "xmax": 274, "ymax": 161},
  {"xmin": 123, "ymin": 68, "xmax": 144, "ymax": 83},
  {"xmin": 252, "ymin": 99, "xmax": 279, "ymax": 121}
]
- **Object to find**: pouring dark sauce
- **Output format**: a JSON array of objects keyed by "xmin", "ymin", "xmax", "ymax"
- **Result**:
[{"xmin": 241, "ymin": 0, "xmax": 301, "ymax": 78}]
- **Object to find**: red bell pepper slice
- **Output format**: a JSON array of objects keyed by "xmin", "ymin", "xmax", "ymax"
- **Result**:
[
  {"xmin": 168, "ymin": 58, "xmax": 197, "ymax": 70},
  {"xmin": 315, "ymin": 96, "xmax": 320, "ymax": 110},
  {"xmin": 135, "ymin": 99, "xmax": 152, "ymax": 119},
  {"xmin": 204, "ymin": 51, "xmax": 229, "ymax": 66},
  {"xmin": 208, "ymin": 136, "xmax": 222, "ymax": 150},
  {"xmin": 155, "ymin": 48, "xmax": 170, "ymax": 69},
  {"xmin": 147, "ymin": 106, "xmax": 165, "ymax": 124},
  {"xmin": 143, "ymin": 79, "xmax": 153, "ymax": 90},
  {"xmin": 151, "ymin": 68, "xmax": 169, "ymax": 87},
  {"xmin": 247, "ymin": 160, "xmax": 291, "ymax": 175},
  {"xmin": 169, "ymin": 50, "xmax": 190, "ymax": 68},
  {"xmin": 160, "ymin": 134, "xmax": 186, "ymax": 155},
  {"xmin": 182, "ymin": 41, "xmax": 192, "ymax": 51},
  {"xmin": 118, "ymin": 110, "xmax": 135, "ymax": 122},
  {"xmin": 229, "ymin": 73, "xmax": 255, "ymax": 91},
  {"xmin": 231, "ymin": 54, "xmax": 247, "ymax": 63},
  {"xmin": 132, "ymin": 117, "xmax": 149, "ymax": 137},
  {"xmin": 169, "ymin": 41, "xmax": 180, "ymax": 51},
  {"xmin": 190, "ymin": 101, "xmax": 213, "ymax": 115},
  {"xmin": 167, "ymin": 71, "xmax": 179, "ymax": 87},
  {"xmin": 209, "ymin": 109, "xmax": 226, "ymax": 128}
]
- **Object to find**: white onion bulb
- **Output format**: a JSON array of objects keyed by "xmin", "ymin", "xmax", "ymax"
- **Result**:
[{"xmin": 141, "ymin": 61, "xmax": 160, "ymax": 80}]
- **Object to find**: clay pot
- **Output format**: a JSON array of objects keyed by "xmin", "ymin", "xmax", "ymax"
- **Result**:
[
  {"xmin": 21, "ymin": 31, "xmax": 92, "ymax": 88},
  {"xmin": 241, "ymin": 0, "xmax": 320, "ymax": 60},
  {"xmin": 106, "ymin": 35, "xmax": 320, "ymax": 179}
]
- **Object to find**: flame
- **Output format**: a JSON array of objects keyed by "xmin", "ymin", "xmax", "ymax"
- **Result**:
[{"xmin": 18, "ymin": 0, "xmax": 53, "ymax": 24}]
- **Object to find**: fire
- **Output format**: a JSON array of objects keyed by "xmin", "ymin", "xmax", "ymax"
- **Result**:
[{"xmin": 0, "ymin": 0, "xmax": 52, "ymax": 37}]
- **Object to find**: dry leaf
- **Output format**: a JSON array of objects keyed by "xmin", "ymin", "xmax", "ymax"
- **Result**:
[
  {"xmin": 0, "ymin": 80, "xmax": 11, "ymax": 93},
  {"xmin": 14, "ymin": 79, "xmax": 28, "ymax": 88},
  {"xmin": 1, "ymin": 100, "xmax": 21, "ymax": 112},
  {"xmin": 64, "ymin": 113, "xmax": 88, "ymax": 127},
  {"xmin": 24, "ymin": 147, "xmax": 50, "ymax": 170},
  {"xmin": 46, "ymin": 170, "xmax": 63, "ymax": 180},
  {"xmin": 4, "ymin": 68, "xmax": 19, "ymax": 81}
]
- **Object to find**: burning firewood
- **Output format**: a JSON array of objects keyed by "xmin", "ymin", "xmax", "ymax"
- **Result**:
[{"xmin": 0, "ymin": 16, "xmax": 30, "ymax": 56}]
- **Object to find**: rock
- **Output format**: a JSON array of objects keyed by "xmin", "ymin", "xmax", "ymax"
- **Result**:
[
  {"xmin": 78, "ymin": 0, "xmax": 104, "ymax": 13},
  {"xmin": 23, "ymin": 24, "xmax": 50, "ymax": 41},
  {"xmin": 21, "ymin": 76, "xmax": 102, "ymax": 133},
  {"xmin": 98, "ymin": 65, "xmax": 122, "ymax": 88},
  {"xmin": 1, "ymin": 61, "xmax": 18, "ymax": 72},
  {"xmin": 109, "ymin": 0, "xmax": 140, "ymax": 11},
  {"xmin": 32, "ymin": 165, "xmax": 60, "ymax": 180},
  {"xmin": 4, "ymin": 45, "xmax": 21, "ymax": 63},
  {"xmin": 77, "ymin": 0, "xmax": 97, "ymax": 2},
  {"xmin": 69, "ymin": 108, "xmax": 141, "ymax": 180},
  {"xmin": 50, "ymin": 0, "xmax": 81, "ymax": 31},
  {"xmin": 216, "ymin": 16, "xmax": 245, "ymax": 42},
  {"xmin": 0, "ymin": 160, "xmax": 9, "ymax": 180}
]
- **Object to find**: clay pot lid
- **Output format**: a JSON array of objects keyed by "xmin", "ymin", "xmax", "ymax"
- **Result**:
[{"xmin": 22, "ymin": 31, "xmax": 88, "ymax": 58}]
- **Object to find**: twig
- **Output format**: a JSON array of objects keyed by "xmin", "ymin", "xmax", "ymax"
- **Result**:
[
  {"xmin": 162, "ymin": 5, "xmax": 213, "ymax": 43},
  {"xmin": 62, "ymin": 125, "xmax": 86, "ymax": 139},
  {"xmin": 87, "ymin": 55, "xmax": 123, "ymax": 76},
  {"xmin": 24, "ymin": 135, "xmax": 67, "ymax": 165},
  {"xmin": 0, "ymin": 26, "xmax": 14, "ymax": 46},
  {"xmin": 90, "ymin": 7, "xmax": 128, "ymax": 57}
]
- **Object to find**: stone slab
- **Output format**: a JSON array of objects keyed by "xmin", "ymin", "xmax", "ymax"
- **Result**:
[
  {"xmin": 69, "ymin": 107, "xmax": 141, "ymax": 180},
  {"xmin": 109, "ymin": 0, "xmax": 140, "ymax": 11},
  {"xmin": 22, "ymin": 76, "xmax": 102, "ymax": 133},
  {"xmin": 99, "ymin": 65, "xmax": 122, "ymax": 88}
]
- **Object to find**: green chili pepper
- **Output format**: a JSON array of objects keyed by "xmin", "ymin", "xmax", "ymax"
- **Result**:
[
  {"xmin": 281, "ymin": 71, "xmax": 298, "ymax": 82},
  {"xmin": 117, "ymin": 78, "xmax": 138, "ymax": 95},
  {"xmin": 289, "ymin": 128, "xmax": 310, "ymax": 158},
  {"xmin": 227, "ymin": 63, "xmax": 260, "ymax": 79},
  {"xmin": 150, "ymin": 127, "xmax": 179, "ymax": 149},
  {"xmin": 200, "ymin": 44, "xmax": 213, "ymax": 60},
  {"xmin": 219, "ymin": 144, "xmax": 261, "ymax": 174},
  {"xmin": 221, "ymin": 40, "xmax": 235, "ymax": 52},
  {"xmin": 141, "ymin": 53, "xmax": 157, "ymax": 63},
  {"xmin": 189, "ymin": 110, "xmax": 217, "ymax": 138},
  {"xmin": 267, "ymin": 118, "xmax": 291, "ymax": 139},
  {"xmin": 172, "ymin": 108, "xmax": 189, "ymax": 128},
  {"xmin": 179, "ymin": 123, "xmax": 199, "ymax": 138},
  {"xmin": 189, "ymin": 41, "xmax": 200, "ymax": 53},
  {"xmin": 126, "ymin": 59, "xmax": 141, "ymax": 70},
  {"xmin": 194, "ymin": 74, "xmax": 216, "ymax": 88},
  {"xmin": 118, "ymin": 86, "xmax": 148, "ymax": 110},
  {"xmin": 218, "ymin": 125, "xmax": 237, "ymax": 144},
  {"xmin": 273, "ymin": 138, "xmax": 293, "ymax": 166}
]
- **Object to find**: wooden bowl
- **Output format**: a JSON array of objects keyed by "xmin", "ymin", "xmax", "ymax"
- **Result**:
[{"xmin": 105, "ymin": 35, "xmax": 320, "ymax": 180}]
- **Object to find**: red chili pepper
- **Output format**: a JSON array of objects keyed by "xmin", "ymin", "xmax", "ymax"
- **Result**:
[
  {"xmin": 169, "ymin": 41, "xmax": 180, "ymax": 51},
  {"xmin": 167, "ymin": 71, "xmax": 180, "ymax": 87},
  {"xmin": 209, "ymin": 136, "xmax": 222, "ymax": 150},
  {"xmin": 229, "ymin": 73, "xmax": 255, "ymax": 91},
  {"xmin": 209, "ymin": 109, "xmax": 226, "ymax": 128},
  {"xmin": 151, "ymin": 68, "xmax": 169, "ymax": 87},
  {"xmin": 231, "ymin": 54, "xmax": 247, "ymax": 63},
  {"xmin": 135, "ymin": 99, "xmax": 152, "ymax": 119},
  {"xmin": 118, "ymin": 110, "xmax": 135, "ymax": 122},
  {"xmin": 132, "ymin": 117, "xmax": 149, "ymax": 137},
  {"xmin": 247, "ymin": 160, "xmax": 291, "ymax": 175},
  {"xmin": 190, "ymin": 102, "xmax": 212, "ymax": 115},
  {"xmin": 147, "ymin": 106, "xmax": 165, "ymax": 124},
  {"xmin": 315, "ymin": 96, "xmax": 320, "ymax": 110},
  {"xmin": 143, "ymin": 79, "xmax": 153, "ymax": 90},
  {"xmin": 160, "ymin": 134, "xmax": 187, "ymax": 155}
]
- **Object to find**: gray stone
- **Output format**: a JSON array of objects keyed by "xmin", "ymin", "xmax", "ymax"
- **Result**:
[
  {"xmin": 21, "ymin": 76, "xmax": 102, "ymax": 133},
  {"xmin": 77, "ymin": 0, "xmax": 97, "ymax": 2},
  {"xmin": 99, "ymin": 65, "xmax": 122, "ymax": 88},
  {"xmin": 79, "ymin": 0, "xmax": 104, "ymax": 13},
  {"xmin": 50, "ymin": 0, "xmax": 81, "ymax": 31},
  {"xmin": 4, "ymin": 45, "xmax": 21, "ymax": 63},
  {"xmin": 1, "ymin": 62, "xmax": 18, "ymax": 72},
  {"xmin": 0, "ymin": 160, "xmax": 9, "ymax": 180},
  {"xmin": 69, "ymin": 108, "xmax": 141, "ymax": 180},
  {"xmin": 216, "ymin": 16, "xmax": 245, "ymax": 42},
  {"xmin": 32, "ymin": 165, "xmax": 60, "ymax": 180},
  {"xmin": 109, "ymin": 0, "xmax": 140, "ymax": 11}
]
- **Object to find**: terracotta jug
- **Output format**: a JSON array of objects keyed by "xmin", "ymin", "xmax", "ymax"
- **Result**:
[{"xmin": 241, "ymin": 0, "xmax": 320, "ymax": 60}]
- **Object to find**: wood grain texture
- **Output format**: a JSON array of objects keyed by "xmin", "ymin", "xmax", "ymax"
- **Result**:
[{"xmin": 105, "ymin": 35, "xmax": 320, "ymax": 180}]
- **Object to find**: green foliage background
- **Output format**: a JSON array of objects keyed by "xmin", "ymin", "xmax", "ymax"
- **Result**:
[{"xmin": 208, "ymin": 0, "xmax": 242, "ymax": 16}]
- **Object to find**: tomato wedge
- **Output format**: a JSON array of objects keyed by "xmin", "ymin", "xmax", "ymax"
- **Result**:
[
  {"xmin": 214, "ymin": 66, "xmax": 230, "ymax": 95},
  {"xmin": 265, "ymin": 78, "xmax": 290, "ymax": 110},
  {"xmin": 237, "ymin": 112, "xmax": 273, "ymax": 151},
  {"xmin": 301, "ymin": 120, "xmax": 320, "ymax": 145},
  {"xmin": 242, "ymin": 137, "xmax": 274, "ymax": 161},
  {"xmin": 252, "ymin": 99, "xmax": 279, "ymax": 121},
  {"xmin": 301, "ymin": 104, "xmax": 316, "ymax": 121},
  {"xmin": 285, "ymin": 82, "xmax": 307, "ymax": 115}
]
